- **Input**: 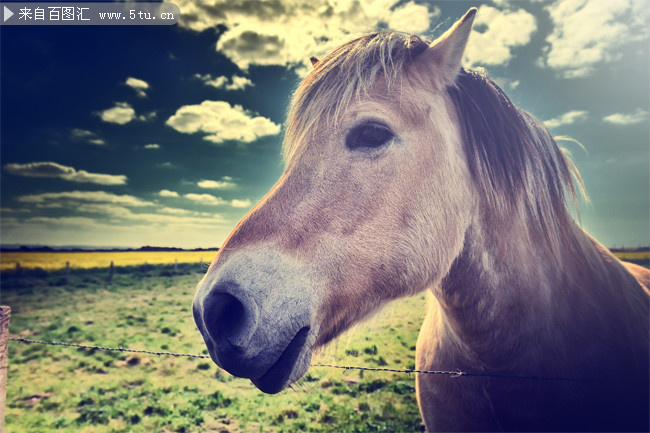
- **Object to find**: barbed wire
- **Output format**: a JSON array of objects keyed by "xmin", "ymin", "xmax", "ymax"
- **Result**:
[
  {"xmin": 9, "ymin": 337, "xmax": 598, "ymax": 382},
  {"xmin": 10, "ymin": 337, "xmax": 210, "ymax": 359}
]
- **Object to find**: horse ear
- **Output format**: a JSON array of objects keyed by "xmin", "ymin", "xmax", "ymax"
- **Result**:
[
  {"xmin": 310, "ymin": 57, "xmax": 319, "ymax": 67},
  {"xmin": 416, "ymin": 8, "xmax": 476, "ymax": 87}
]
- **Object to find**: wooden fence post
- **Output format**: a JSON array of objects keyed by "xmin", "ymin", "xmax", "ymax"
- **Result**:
[
  {"xmin": 174, "ymin": 259, "xmax": 178, "ymax": 274},
  {"xmin": 66, "ymin": 261, "xmax": 71, "ymax": 285},
  {"xmin": 108, "ymin": 261, "xmax": 114, "ymax": 283},
  {"xmin": 0, "ymin": 306, "xmax": 11, "ymax": 433}
]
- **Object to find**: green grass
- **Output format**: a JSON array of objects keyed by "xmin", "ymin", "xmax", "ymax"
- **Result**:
[{"xmin": 2, "ymin": 264, "xmax": 426, "ymax": 432}]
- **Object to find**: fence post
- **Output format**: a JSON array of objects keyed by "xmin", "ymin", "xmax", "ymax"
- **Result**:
[
  {"xmin": 0, "ymin": 306, "xmax": 11, "ymax": 433},
  {"xmin": 174, "ymin": 259, "xmax": 178, "ymax": 274},
  {"xmin": 66, "ymin": 261, "xmax": 71, "ymax": 285},
  {"xmin": 14, "ymin": 262, "xmax": 20, "ymax": 278},
  {"xmin": 108, "ymin": 261, "xmax": 114, "ymax": 283}
]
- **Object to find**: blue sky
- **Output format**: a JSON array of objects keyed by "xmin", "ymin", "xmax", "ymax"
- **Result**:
[{"xmin": 1, "ymin": 0, "xmax": 648, "ymax": 248}]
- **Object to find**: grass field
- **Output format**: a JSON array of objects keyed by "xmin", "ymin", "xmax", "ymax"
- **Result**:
[
  {"xmin": 3, "ymin": 248, "xmax": 647, "ymax": 432},
  {"xmin": 0, "ymin": 250, "xmax": 220, "ymax": 272},
  {"xmin": 3, "ymin": 264, "xmax": 425, "ymax": 432}
]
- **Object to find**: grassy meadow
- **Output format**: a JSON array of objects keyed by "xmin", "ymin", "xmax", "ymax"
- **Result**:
[
  {"xmin": 2, "ymin": 261, "xmax": 425, "ymax": 433},
  {"xmin": 2, "ymin": 248, "xmax": 647, "ymax": 432}
]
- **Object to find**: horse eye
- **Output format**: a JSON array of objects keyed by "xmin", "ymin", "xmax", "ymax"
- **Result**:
[{"xmin": 346, "ymin": 122, "xmax": 394, "ymax": 150}]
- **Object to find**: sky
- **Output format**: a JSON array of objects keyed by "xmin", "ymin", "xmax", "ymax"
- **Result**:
[{"xmin": 1, "ymin": 0, "xmax": 648, "ymax": 249}]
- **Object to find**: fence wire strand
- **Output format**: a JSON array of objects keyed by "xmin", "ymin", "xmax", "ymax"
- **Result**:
[{"xmin": 9, "ymin": 337, "xmax": 598, "ymax": 382}]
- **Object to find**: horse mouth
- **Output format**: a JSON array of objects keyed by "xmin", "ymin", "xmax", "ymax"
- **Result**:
[{"xmin": 251, "ymin": 326, "xmax": 311, "ymax": 394}]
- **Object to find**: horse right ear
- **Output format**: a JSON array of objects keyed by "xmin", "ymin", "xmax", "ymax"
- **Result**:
[
  {"xmin": 415, "ymin": 8, "xmax": 476, "ymax": 87},
  {"xmin": 310, "ymin": 57, "xmax": 319, "ymax": 67}
]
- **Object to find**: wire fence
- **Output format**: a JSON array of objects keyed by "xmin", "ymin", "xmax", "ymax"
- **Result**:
[{"xmin": 9, "ymin": 337, "xmax": 599, "ymax": 383}]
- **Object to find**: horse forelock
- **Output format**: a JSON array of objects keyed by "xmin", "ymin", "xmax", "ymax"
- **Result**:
[{"xmin": 283, "ymin": 32, "xmax": 429, "ymax": 162}]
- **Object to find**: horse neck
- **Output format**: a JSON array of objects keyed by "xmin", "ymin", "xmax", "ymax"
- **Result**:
[{"xmin": 432, "ymin": 201, "xmax": 625, "ymax": 365}]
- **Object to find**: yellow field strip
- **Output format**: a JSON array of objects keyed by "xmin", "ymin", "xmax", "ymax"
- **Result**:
[
  {"xmin": 0, "ymin": 250, "xmax": 647, "ymax": 272},
  {"xmin": 0, "ymin": 250, "xmax": 219, "ymax": 271}
]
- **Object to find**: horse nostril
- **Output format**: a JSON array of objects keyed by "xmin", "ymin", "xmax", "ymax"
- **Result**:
[{"xmin": 202, "ymin": 291, "xmax": 255, "ymax": 350}]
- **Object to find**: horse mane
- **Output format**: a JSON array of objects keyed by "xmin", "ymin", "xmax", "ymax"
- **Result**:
[
  {"xmin": 285, "ymin": 31, "xmax": 585, "ymax": 257},
  {"xmin": 447, "ymin": 68, "xmax": 585, "ymax": 257}
]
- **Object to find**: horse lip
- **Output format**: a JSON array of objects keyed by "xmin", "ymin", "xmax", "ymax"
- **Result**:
[{"xmin": 251, "ymin": 326, "xmax": 311, "ymax": 394}]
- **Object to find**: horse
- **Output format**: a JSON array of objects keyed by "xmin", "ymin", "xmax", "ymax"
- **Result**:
[{"xmin": 193, "ymin": 8, "xmax": 649, "ymax": 432}]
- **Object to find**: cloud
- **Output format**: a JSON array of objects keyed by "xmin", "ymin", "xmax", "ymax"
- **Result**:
[
  {"xmin": 194, "ymin": 73, "xmax": 254, "ymax": 90},
  {"xmin": 603, "ymin": 108, "xmax": 648, "ymax": 125},
  {"xmin": 17, "ymin": 190, "xmax": 154, "ymax": 207},
  {"xmin": 166, "ymin": 100, "xmax": 281, "ymax": 144},
  {"xmin": 157, "ymin": 162, "xmax": 178, "ymax": 169},
  {"xmin": 464, "ymin": 5, "xmax": 537, "ymax": 66},
  {"xmin": 540, "ymin": 0, "xmax": 649, "ymax": 78},
  {"xmin": 197, "ymin": 177, "xmax": 236, "ymax": 189},
  {"xmin": 4, "ymin": 161, "xmax": 127, "ymax": 185},
  {"xmin": 184, "ymin": 193, "xmax": 251, "ymax": 208},
  {"xmin": 230, "ymin": 199, "xmax": 252, "ymax": 208},
  {"xmin": 144, "ymin": 143, "xmax": 160, "ymax": 149},
  {"xmin": 71, "ymin": 128, "xmax": 105, "ymax": 146},
  {"xmin": 174, "ymin": 0, "xmax": 440, "ymax": 73},
  {"xmin": 71, "ymin": 128, "xmax": 95, "ymax": 139},
  {"xmin": 386, "ymin": 1, "xmax": 437, "ymax": 34},
  {"xmin": 159, "ymin": 189, "xmax": 179, "ymax": 197},
  {"xmin": 125, "ymin": 77, "xmax": 150, "ymax": 97},
  {"xmin": 185, "ymin": 193, "xmax": 227, "ymax": 205},
  {"xmin": 75, "ymin": 203, "xmax": 224, "ymax": 226},
  {"xmin": 543, "ymin": 110, "xmax": 588, "ymax": 129},
  {"xmin": 98, "ymin": 102, "xmax": 136, "ymax": 125}
]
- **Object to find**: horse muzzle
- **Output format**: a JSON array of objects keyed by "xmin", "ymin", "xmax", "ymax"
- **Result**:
[{"xmin": 192, "ymin": 248, "xmax": 317, "ymax": 393}]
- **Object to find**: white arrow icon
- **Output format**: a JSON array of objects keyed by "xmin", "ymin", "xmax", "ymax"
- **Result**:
[{"xmin": 4, "ymin": 6, "xmax": 14, "ymax": 22}]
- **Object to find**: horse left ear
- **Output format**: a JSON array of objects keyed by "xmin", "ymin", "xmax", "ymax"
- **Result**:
[{"xmin": 416, "ymin": 8, "xmax": 476, "ymax": 87}]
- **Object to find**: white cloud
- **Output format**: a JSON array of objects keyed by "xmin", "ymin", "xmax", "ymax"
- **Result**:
[
  {"xmin": 125, "ymin": 77, "xmax": 150, "ymax": 97},
  {"xmin": 464, "ymin": 5, "xmax": 537, "ymax": 66},
  {"xmin": 543, "ymin": 110, "xmax": 588, "ymax": 129},
  {"xmin": 160, "ymin": 207, "xmax": 193, "ymax": 216},
  {"xmin": 194, "ymin": 73, "xmax": 254, "ymax": 91},
  {"xmin": 71, "ymin": 128, "xmax": 95, "ymax": 139},
  {"xmin": 17, "ymin": 190, "xmax": 154, "ymax": 207},
  {"xmin": 386, "ymin": 1, "xmax": 437, "ymax": 34},
  {"xmin": 184, "ymin": 193, "xmax": 251, "ymax": 208},
  {"xmin": 185, "ymin": 193, "xmax": 227, "ymax": 205},
  {"xmin": 75, "ymin": 203, "xmax": 223, "ymax": 226},
  {"xmin": 174, "ymin": 0, "xmax": 440, "ymax": 73},
  {"xmin": 230, "ymin": 199, "xmax": 252, "ymax": 208},
  {"xmin": 166, "ymin": 100, "xmax": 281, "ymax": 144},
  {"xmin": 4, "ymin": 161, "xmax": 127, "ymax": 185},
  {"xmin": 197, "ymin": 177, "xmax": 236, "ymax": 189},
  {"xmin": 98, "ymin": 102, "xmax": 136, "ymax": 125},
  {"xmin": 144, "ymin": 143, "xmax": 160, "ymax": 149},
  {"xmin": 603, "ymin": 108, "xmax": 648, "ymax": 125},
  {"xmin": 541, "ymin": 0, "xmax": 649, "ymax": 78},
  {"xmin": 159, "ymin": 189, "xmax": 179, "ymax": 197},
  {"xmin": 71, "ymin": 128, "xmax": 105, "ymax": 146}
]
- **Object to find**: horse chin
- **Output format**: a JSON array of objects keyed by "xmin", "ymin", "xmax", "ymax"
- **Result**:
[{"xmin": 250, "ymin": 326, "xmax": 313, "ymax": 394}]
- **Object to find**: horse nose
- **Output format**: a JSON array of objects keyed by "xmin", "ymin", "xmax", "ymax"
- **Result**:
[{"xmin": 200, "ymin": 284, "xmax": 260, "ymax": 352}]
